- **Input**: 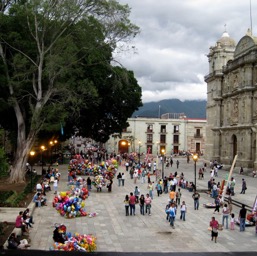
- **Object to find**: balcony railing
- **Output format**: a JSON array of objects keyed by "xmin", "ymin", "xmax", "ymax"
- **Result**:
[{"xmin": 194, "ymin": 133, "xmax": 203, "ymax": 138}]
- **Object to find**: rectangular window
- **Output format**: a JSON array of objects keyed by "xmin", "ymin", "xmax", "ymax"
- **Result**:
[
  {"xmin": 147, "ymin": 124, "xmax": 153, "ymax": 132},
  {"xmin": 196, "ymin": 128, "xmax": 200, "ymax": 136},
  {"xmin": 173, "ymin": 125, "xmax": 179, "ymax": 133},
  {"xmin": 160, "ymin": 134, "xmax": 166, "ymax": 143},
  {"xmin": 160, "ymin": 125, "xmax": 166, "ymax": 133},
  {"xmin": 196, "ymin": 142, "xmax": 201, "ymax": 153},
  {"xmin": 173, "ymin": 135, "xmax": 179, "ymax": 144},
  {"xmin": 146, "ymin": 145, "xmax": 152, "ymax": 154},
  {"xmin": 173, "ymin": 146, "xmax": 179, "ymax": 154},
  {"xmin": 147, "ymin": 134, "xmax": 153, "ymax": 143}
]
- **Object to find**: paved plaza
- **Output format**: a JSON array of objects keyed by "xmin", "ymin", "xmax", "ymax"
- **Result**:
[{"xmin": 1, "ymin": 156, "xmax": 257, "ymax": 253}]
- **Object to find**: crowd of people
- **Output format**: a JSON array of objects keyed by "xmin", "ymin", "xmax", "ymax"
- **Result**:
[{"xmin": 6, "ymin": 151, "xmax": 256, "ymax": 250}]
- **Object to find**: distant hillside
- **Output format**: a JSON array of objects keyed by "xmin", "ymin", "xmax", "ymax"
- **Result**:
[{"xmin": 132, "ymin": 99, "xmax": 207, "ymax": 119}]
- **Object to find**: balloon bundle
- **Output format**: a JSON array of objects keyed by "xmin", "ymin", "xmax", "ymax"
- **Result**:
[
  {"xmin": 52, "ymin": 192, "xmax": 87, "ymax": 218},
  {"xmin": 52, "ymin": 226, "xmax": 96, "ymax": 252},
  {"xmin": 93, "ymin": 175, "xmax": 106, "ymax": 188}
]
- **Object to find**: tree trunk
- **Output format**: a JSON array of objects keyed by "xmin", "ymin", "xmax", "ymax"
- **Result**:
[{"xmin": 8, "ymin": 130, "xmax": 35, "ymax": 183}]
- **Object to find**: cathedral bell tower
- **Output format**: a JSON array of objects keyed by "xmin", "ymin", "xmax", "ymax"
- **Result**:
[{"xmin": 204, "ymin": 31, "xmax": 236, "ymax": 161}]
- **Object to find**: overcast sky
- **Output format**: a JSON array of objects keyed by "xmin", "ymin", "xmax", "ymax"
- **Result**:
[{"xmin": 115, "ymin": 0, "xmax": 256, "ymax": 103}]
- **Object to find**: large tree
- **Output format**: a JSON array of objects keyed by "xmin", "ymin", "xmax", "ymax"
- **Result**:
[{"xmin": 0, "ymin": 0, "xmax": 140, "ymax": 183}]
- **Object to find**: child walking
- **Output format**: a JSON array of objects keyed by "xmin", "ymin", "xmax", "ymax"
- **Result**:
[{"xmin": 230, "ymin": 213, "xmax": 235, "ymax": 230}]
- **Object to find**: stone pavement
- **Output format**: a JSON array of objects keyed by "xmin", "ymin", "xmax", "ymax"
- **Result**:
[{"xmin": 1, "ymin": 157, "xmax": 257, "ymax": 253}]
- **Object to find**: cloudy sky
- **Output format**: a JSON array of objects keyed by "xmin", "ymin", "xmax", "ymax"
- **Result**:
[{"xmin": 116, "ymin": 0, "xmax": 256, "ymax": 103}]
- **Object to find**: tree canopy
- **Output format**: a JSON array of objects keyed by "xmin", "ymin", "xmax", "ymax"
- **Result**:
[{"xmin": 0, "ymin": 0, "xmax": 141, "ymax": 183}]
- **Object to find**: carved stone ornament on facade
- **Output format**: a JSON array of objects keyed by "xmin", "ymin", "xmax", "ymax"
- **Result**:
[{"xmin": 231, "ymin": 98, "xmax": 239, "ymax": 124}]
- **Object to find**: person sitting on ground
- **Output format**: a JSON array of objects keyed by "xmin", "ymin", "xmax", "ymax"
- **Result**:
[
  {"xmin": 36, "ymin": 182, "xmax": 43, "ymax": 193},
  {"xmin": 42, "ymin": 179, "xmax": 51, "ymax": 192},
  {"xmin": 15, "ymin": 211, "xmax": 29, "ymax": 234},
  {"xmin": 8, "ymin": 233, "xmax": 30, "ymax": 249},
  {"xmin": 33, "ymin": 192, "xmax": 47, "ymax": 207},
  {"xmin": 22, "ymin": 209, "xmax": 34, "ymax": 228}
]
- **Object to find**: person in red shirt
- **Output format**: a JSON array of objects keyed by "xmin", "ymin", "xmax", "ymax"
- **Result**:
[
  {"xmin": 209, "ymin": 216, "xmax": 219, "ymax": 243},
  {"xmin": 129, "ymin": 192, "xmax": 136, "ymax": 215}
]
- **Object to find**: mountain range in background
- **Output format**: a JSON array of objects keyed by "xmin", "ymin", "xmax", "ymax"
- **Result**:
[{"xmin": 132, "ymin": 99, "xmax": 207, "ymax": 119}]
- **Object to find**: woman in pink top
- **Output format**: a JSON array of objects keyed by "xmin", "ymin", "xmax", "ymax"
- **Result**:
[
  {"xmin": 15, "ymin": 211, "xmax": 28, "ymax": 233},
  {"xmin": 145, "ymin": 193, "xmax": 152, "ymax": 216}
]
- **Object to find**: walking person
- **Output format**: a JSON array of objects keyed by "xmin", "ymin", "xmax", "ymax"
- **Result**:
[
  {"xmin": 163, "ymin": 176, "xmax": 168, "ymax": 194},
  {"xmin": 213, "ymin": 196, "xmax": 221, "ymax": 214},
  {"xmin": 156, "ymin": 181, "xmax": 162, "ymax": 197},
  {"xmin": 148, "ymin": 181, "xmax": 154, "ymax": 199},
  {"xmin": 129, "ymin": 167, "xmax": 134, "ymax": 179},
  {"xmin": 145, "ymin": 193, "xmax": 152, "ymax": 216},
  {"xmin": 169, "ymin": 189, "xmax": 176, "ymax": 204},
  {"xmin": 147, "ymin": 172, "xmax": 151, "ymax": 183},
  {"xmin": 125, "ymin": 161, "xmax": 129, "ymax": 172},
  {"xmin": 107, "ymin": 179, "xmax": 113, "ymax": 192},
  {"xmin": 86, "ymin": 177, "xmax": 92, "ymax": 190},
  {"xmin": 192, "ymin": 190, "xmax": 200, "ymax": 210},
  {"xmin": 166, "ymin": 202, "xmax": 176, "ymax": 228},
  {"xmin": 180, "ymin": 201, "xmax": 187, "ymax": 221},
  {"xmin": 222, "ymin": 203, "xmax": 230, "ymax": 229},
  {"xmin": 129, "ymin": 192, "xmax": 136, "ymax": 216},
  {"xmin": 139, "ymin": 194, "xmax": 145, "ymax": 215},
  {"xmin": 134, "ymin": 186, "xmax": 140, "ymax": 203},
  {"xmin": 239, "ymin": 204, "xmax": 247, "ymax": 231},
  {"xmin": 176, "ymin": 188, "xmax": 182, "ymax": 206},
  {"xmin": 124, "ymin": 195, "xmax": 129, "ymax": 216},
  {"xmin": 53, "ymin": 177, "xmax": 58, "ymax": 194},
  {"xmin": 240, "ymin": 178, "xmax": 247, "ymax": 194},
  {"xmin": 176, "ymin": 160, "xmax": 179, "ymax": 169},
  {"xmin": 210, "ymin": 216, "xmax": 219, "ymax": 243},
  {"xmin": 141, "ymin": 169, "xmax": 146, "ymax": 183},
  {"xmin": 121, "ymin": 173, "xmax": 125, "ymax": 186},
  {"xmin": 133, "ymin": 171, "xmax": 138, "ymax": 184},
  {"xmin": 117, "ymin": 172, "xmax": 122, "ymax": 186}
]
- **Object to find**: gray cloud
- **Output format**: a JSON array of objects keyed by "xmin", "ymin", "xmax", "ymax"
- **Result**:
[{"xmin": 116, "ymin": 0, "xmax": 256, "ymax": 102}]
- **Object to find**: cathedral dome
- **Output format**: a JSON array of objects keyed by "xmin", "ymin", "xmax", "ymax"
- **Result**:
[{"xmin": 217, "ymin": 31, "xmax": 236, "ymax": 47}]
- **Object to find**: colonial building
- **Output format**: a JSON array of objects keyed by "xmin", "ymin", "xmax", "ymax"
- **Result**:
[
  {"xmin": 105, "ymin": 114, "xmax": 206, "ymax": 156},
  {"xmin": 205, "ymin": 29, "xmax": 257, "ymax": 168}
]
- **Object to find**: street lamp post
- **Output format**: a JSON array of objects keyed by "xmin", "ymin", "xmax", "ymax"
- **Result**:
[
  {"xmin": 138, "ymin": 141, "xmax": 141, "ymax": 164},
  {"xmin": 193, "ymin": 154, "xmax": 198, "ymax": 190},
  {"xmin": 49, "ymin": 140, "xmax": 58, "ymax": 164},
  {"xmin": 161, "ymin": 149, "xmax": 165, "ymax": 180},
  {"xmin": 30, "ymin": 150, "xmax": 35, "ymax": 192},
  {"xmin": 53, "ymin": 140, "xmax": 58, "ymax": 164},
  {"xmin": 156, "ymin": 141, "xmax": 159, "ymax": 167},
  {"xmin": 49, "ymin": 141, "xmax": 53, "ymax": 164},
  {"xmin": 40, "ymin": 145, "xmax": 46, "ymax": 175}
]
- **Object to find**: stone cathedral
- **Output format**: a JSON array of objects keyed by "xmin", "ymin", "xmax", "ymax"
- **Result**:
[{"xmin": 205, "ymin": 29, "xmax": 257, "ymax": 169}]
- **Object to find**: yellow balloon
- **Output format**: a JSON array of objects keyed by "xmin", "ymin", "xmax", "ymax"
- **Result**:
[
  {"xmin": 81, "ymin": 202, "xmax": 85, "ymax": 207},
  {"xmin": 60, "ymin": 192, "xmax": 66, "ymax": 197}
]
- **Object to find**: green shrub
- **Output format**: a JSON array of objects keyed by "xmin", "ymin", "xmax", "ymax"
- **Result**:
[{"xmin": 0, "ymin": 148, "xmax": 9, "ymax": 178}]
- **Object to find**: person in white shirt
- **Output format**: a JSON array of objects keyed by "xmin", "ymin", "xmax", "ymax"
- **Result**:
[
  {"xmin": 133, "ymin": 171, "xmax": 138, "ymax": 184},
  {"xmin": 121, "ymin": 173, "xmax": 125, "ymax": 186},
  {"xmin": 53, "ymin": 177, "xmax": 58, "ymax": 194},
  {"xmin": 36, "ymin": 183, "xmax": 42, "ymax": 193},
  {"xmin": 180, "ymin": 201, "xmax": 187, "ymax": 221}
]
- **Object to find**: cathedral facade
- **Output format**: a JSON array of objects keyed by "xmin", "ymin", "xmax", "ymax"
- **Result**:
[{"xmin": 205, "ymin": 29, "xmax": 257, "ymax": 168}]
